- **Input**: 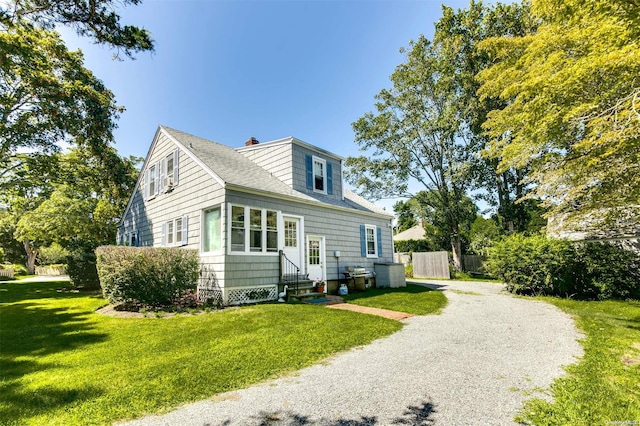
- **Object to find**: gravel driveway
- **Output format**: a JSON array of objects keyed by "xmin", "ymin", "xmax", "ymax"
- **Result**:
[{"xmin": 119, "ymin": 280, "xmax": 582, "ymax": 426}]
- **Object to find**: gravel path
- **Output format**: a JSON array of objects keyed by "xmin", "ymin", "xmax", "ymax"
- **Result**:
[{"xmin": 119, "ymin": 280, "xmax": 583, "ymax": 426}]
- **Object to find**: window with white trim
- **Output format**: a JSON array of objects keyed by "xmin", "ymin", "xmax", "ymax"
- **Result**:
[
  {"xmin": 123, "ymin": 230, "xmax": 138, "ymax": 247},
  {"xmin": 148, "ymin": 164, "xmax": 157, "ymax": 198},
  {"xmin": 360, "ymin": 224, "xmax": 381, "ymax": 258},
  {"xmin": 313, "ymin": 157, "xmax": 326, "ymax": 193},
  {"xmin": 163, "ymin": 216, "xmax": 188, "ymax": 246},
  {"xmin": 145, "ymin": 150, "xmax": 179, "ymax": 200},
  {"xmin": 366, "ymin": 225, "xmax": 377, "ymax": 256},
  {"xmin": 229, "ymin": 205, "xmax": 279, "ymax": 254},
  {"xmin": 203, "ymin": 206, "xmax": 221, "ymax": 253}
]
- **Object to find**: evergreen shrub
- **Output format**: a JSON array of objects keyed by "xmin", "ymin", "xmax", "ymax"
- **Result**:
[
  {"xmin": 96, "ymin": 246, "xmax": 199, "ymax": 306},
  {"xmin": 486, "ymin": 234, "xmax": 640, "ymax": 299}
]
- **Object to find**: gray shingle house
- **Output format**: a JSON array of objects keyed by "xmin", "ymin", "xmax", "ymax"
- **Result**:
[{"xmin": 118, "ymin": 126, "xmax": 394, "ymax": 305}]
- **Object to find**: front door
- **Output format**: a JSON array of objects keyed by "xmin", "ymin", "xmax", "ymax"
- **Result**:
[
  {"xmin": 306, "ymin": 235, "xmax": 325, "ymax": 283},
  {"xmin": 283, "ymin": 216, "xmax": 302, "ymax": 271}
]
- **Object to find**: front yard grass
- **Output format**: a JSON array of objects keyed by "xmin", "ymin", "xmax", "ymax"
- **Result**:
[
  {"xmin": 342, "ymin": 283, "xmax": 447, "ymax": 315},
  {"xmin": 519, "ymin": 298, "xmax": 640, "ymax": 425},
  {"xmin": 0, "ymin": 280, "xmax": 403, "ymax": 425}
]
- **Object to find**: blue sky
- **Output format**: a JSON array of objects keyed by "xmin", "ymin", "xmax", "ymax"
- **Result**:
[{"xmin": 61, "ymin": 0, "xmax": 473, "ymax": 212}]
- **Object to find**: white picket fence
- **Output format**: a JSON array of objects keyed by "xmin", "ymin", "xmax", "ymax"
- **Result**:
[{"xmin": 0, "ymin": 269, "xmax": 15, "ymax": 278}]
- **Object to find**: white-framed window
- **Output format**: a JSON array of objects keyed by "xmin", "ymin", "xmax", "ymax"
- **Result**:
[
  {"xmin": 146, "ymin": 163, "xmax": 157, "ymax": 199},
  {"xmin": 162, "ymin": 216, "xmax": 188, "ymax": 247},
  {"xmin": 123, "ymin": 230, "xmax": 138, "ymax": 247},
  {"xmin": 360, "ymin": 224, "xmax": 381, "ymax": 258},
  {"xmin": 313, "ymin": 156, "xmax": 326, "ymax": 193},
  {"xmin": 229, "ymin": 205, "xmax": 279, "ymax": 254},
  {"xmin": 163, "ymin": 150, "xmax": 179, "ymax": 189},
  {"xmin": 366, "ymin": 225, "xmax": 376, "ymax": 257},
  {"xmin": 145, "ymin": 150, "xmax": 179, "ymax": 200},
  {"xmin": 202, "ymin": 206, "xmax": 222, "ymax": 253}
]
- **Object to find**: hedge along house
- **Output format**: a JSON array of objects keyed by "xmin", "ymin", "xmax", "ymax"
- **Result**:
[{"xmin": 117, "ymin": 126, "xmax": 394, "ymax": 306}]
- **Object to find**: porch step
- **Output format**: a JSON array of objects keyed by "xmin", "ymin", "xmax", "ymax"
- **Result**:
[{"xmin": 289, "ymin": 291, "xmax": 325, "ymax": 301}]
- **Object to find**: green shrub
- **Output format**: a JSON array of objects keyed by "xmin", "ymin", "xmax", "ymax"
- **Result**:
[
  {"xmin": 485, "ymin": 234, "xmax": 575, "ymax": 296},
  {"xmin": 0, "ymin": 247, "xmax": 4, "ymax": 263},
  {"xmin": 96, "ymin": 246, "xmax": 200, "ymax": 307},
  {"xmin": 486, "ymin": 235, "xmax": 640, "ymax": 300},
  {"xmin": 67, "ymin": 243, "xmax": 100, "ymax": 289},
  {"xmin": 573, "ymin": 242, "xmax": 640, "ymax": 300},
  {"xmin": 39, "ymin": 243, "xmax": 70, "ymax": 265},
  {"xmin": 394, "ymin": 239, "xmax": 431, "ymax": 253},
  {"xmin": 405, "ymin": 263, "xmax": 414, "ymax": 278}
]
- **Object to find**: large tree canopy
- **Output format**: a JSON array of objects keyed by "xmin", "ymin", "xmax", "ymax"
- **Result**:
[
  {"xmin": 346, "ymin": 35, "xmax": 472, "ymax": 270},
  {"xmin": 478, "ymin": 0, "xmax": 640, "ymax": 226},
  {"xmin": 0, "ymin": 25, "xmax": 122, "ymax": 181},
  {"xmin": 0, "ymin": 0, "xmax": 152, "ymax": 188},
  {"xmin": 1, "ymin": 0, "xmax": 154, "ymax": 58},
  {"xmin": 1, "ymin": 147, "xmax": 140, "ymax": 273},
  {"xmin": 434, "ymin": 0, "xmax": 537, "ymax": 232}
]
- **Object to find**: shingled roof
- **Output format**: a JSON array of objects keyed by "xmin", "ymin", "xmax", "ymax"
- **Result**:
[{"xmin": 160, "ymin": 126, "xmax": 392, "ymax": 218}]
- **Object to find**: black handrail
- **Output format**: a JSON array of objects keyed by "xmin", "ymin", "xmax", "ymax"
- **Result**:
[{"xmin": 279, "ymin": 250, "xmax": 300, "ymax": 295}]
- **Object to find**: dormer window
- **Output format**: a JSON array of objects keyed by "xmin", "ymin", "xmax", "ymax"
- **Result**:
[
  {"xmin": 313, "ymin": 157, "xmax": 325, "ymax": 193},
  {"xmin": 305, "ymin": 154, "xmax": 333, "ymax": 195}
]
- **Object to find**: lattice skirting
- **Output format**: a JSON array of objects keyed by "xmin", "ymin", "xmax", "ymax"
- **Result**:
[
  {"xmin": 227, "ymin": 286, "xmax": 278, "ymax": 306},
  {"xmin": 196, "ymin": 287, "xmax": 224, "ymax": 307}
]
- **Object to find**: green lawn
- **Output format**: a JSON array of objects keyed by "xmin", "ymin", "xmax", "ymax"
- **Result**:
[
  {"xmin": 342, "ymin": 283, "xmax": 448, "ymax": 315},
  {"xmin": 0, "ymin": 280, "xmax": 403, "ymax": 425},
  {"xmin": 519, "ymin": 298, "xmax": 640, "ymax": 425}
]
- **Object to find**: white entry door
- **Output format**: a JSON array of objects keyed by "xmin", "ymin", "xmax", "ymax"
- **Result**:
[
  {"xmin": 306, "ymin": 235, "xmax": 325, "ymax": 282},
  {"xmin": 283, "ymin": 217, "xmax": 302, "ymax": 271}
]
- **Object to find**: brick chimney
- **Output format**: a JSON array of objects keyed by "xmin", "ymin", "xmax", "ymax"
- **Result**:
[{"xmin": 245, "ymin": 137, "xmax": 259, "ymax": 146}]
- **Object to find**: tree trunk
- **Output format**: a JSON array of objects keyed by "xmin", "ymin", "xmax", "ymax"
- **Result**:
[
  {"xmin": 451, "ymin": 236, "xmax": 463, "ymax": 272},
  {"xmin": 23, "ymin": 240, "xmax": 37, "ymax": 275}
]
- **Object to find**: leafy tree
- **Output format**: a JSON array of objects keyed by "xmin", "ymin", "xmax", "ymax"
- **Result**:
[
  {"xmin": 467, "ymin": 216, "xmax": 501, "ymax": 256},
  {"xmin": 2, "ymin": 148, "xmax": 139, "ymax": 274},
  {"xmin": 1, "ymin": 0, "xmax": 152, "ymax": 188},
  {"xmin": 393, "ymin": 199, "xmax": 418, "ymax": 233},
  {"xmin": 478, "ymin": 0, "xmax": 640, "ymax": 227},
  {"xmin": 434, "ymin": 0, "xmax": 538, "ymax": 233},
  {"xmin": 346, "ymin": 35, "xmax": 473, "ymax": 270},
  {"xmin": 1, "ymin": 0, "xmax": 154, "ymax": 58},
  {"xmin": 0, "ymin": 25, "xmax": 123, "ymax": 186},
  {"xmin": 411, "ymin": 190, "xmax": 478, "ymax": 254}
]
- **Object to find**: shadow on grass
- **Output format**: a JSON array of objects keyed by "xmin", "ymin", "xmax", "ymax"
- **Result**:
[
  {"xmin": 243, "ymin": 399, "xmax": 436, "ymax": 425},
  {"xmin": 0, "ymin": 358, "xmax": 103, "ymax": 421},
  {"xmin": 342, "ymin": 284, "xmax": 441, "ymax": 303},
  {"xmin": 0, "ymin": 280, "xmax": 108, "ymax": 422},
  {"xmin": 0, "ymin": 279, "xmax": 102, "ymax": 304}
]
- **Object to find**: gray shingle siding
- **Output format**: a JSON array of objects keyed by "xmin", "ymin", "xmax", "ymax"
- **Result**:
[
  {"xmin": 225, "ymin": 190, "xmax": 393, "ymax": 285},
  {"xmin": 119, "ymin": 126, "xmax": 393, "ymax": 303},
  {"xmin": 119, "ymin": 130, "xmax": 226, "ymax": 283},
  {"xmin": 237, "ymin": 143, "xmax": 293, "ymax": 186}
]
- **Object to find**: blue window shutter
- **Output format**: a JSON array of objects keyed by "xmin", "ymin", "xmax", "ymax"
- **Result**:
[
  {"xmin": 327, "ymin": 163, "xmax": 333, "ymax": 195},
  {"xmin": 305, "ymin": 155, "xmax": 313, "ymax": 190},
  {"xmin": 135, "ymin": 230, "xmax": 140, "ymax": 247},
  {"xmin": 376, "ymin": 226, "xmax": 383, "ymax": 256},
  {"xmin": 360, "ymin": 224, "xmax": 366, "ymax": 257}
]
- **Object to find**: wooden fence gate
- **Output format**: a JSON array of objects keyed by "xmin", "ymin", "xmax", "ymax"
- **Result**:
[{"xmin": 413, "ymin": 251, "xmax": 450, "ymax": 279}]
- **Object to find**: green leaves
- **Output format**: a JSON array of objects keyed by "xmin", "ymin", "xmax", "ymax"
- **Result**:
[
  {"xmin": 5, "ymin": 0, "xmax": 154, "ymax": 58},
  {"xmin": 0, "ymin": 24, "xmax": 120, "ymax": 174},
  {"xmin": 479, "ymin": 0, "xmax": 640, "ymax": 226}
]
